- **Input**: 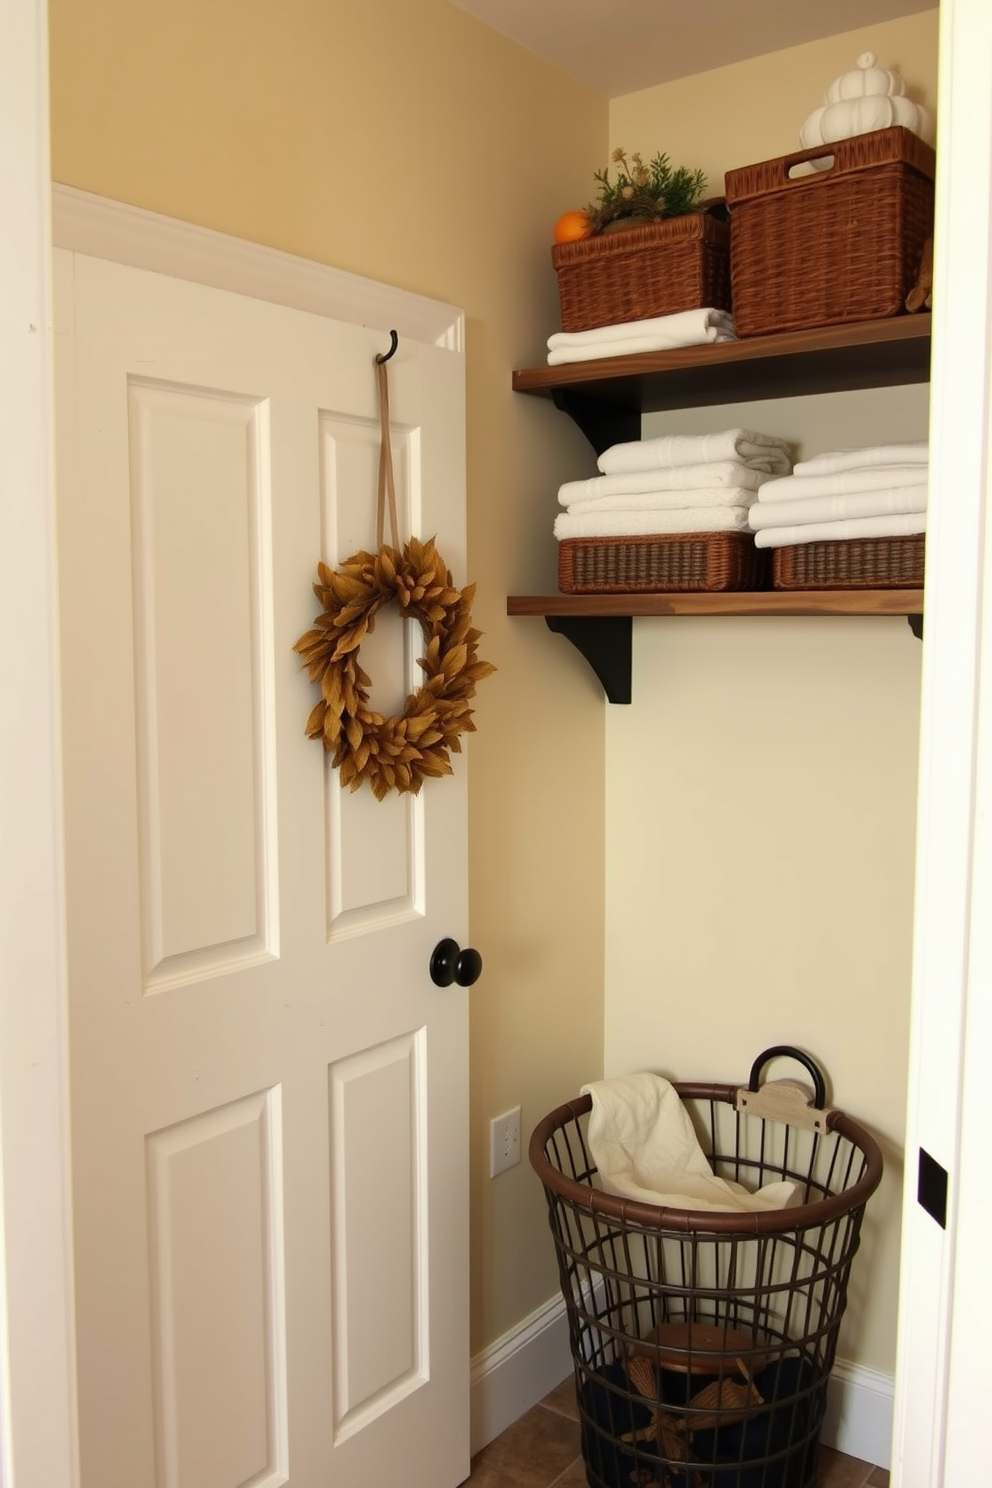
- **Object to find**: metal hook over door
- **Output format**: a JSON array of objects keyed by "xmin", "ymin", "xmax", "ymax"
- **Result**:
[{"xmin": 430, "ymin": 938, "xmax": 483, "ymax": 987}]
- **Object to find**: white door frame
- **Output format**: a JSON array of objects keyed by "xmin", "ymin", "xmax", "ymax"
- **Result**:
[
  {"xmin": 891, "ymin": 0, "xmax": 992, "ymax": 1481},
  {"xmin": 2, "ymin": 0, "xmax": 989, "ymax": 1484},
  {"xmin": 0, "ymin": 2, "xmax": 77, "ymax": 1484}
]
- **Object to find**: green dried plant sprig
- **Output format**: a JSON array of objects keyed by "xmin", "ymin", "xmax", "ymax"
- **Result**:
[{"xmin": 587, "ymin": 148, "xmax": 708, "ymax": 234}]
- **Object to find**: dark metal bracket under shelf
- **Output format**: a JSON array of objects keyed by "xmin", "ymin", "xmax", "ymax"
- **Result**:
[
  {"xmin": 546, "ymin": 611, "xmax": 922, "ymax": 703},
  {"xmin": 546, "ymin": 616, "xmax": 634, "ymax": 703},
  {"xmin": 551, "ymin": 388, "xmax": 639, "ymax": 456}
]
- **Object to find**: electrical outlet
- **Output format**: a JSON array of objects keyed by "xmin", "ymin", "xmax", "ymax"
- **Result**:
[{"xmin": 489, "ymin": 1106, "xmax": 521, "ymax": 1177}]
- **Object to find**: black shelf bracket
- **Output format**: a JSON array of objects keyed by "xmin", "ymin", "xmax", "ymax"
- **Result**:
[
  {"xmin": 546, "ymin": 615, "xmax": 633, "ymax": 703},
  {"xmin": 551, "ymin": 389, "xmax": 640, "ymax": 456},
  {"xmin": 908, "ymin": 614, "xmax": 923, "ymax": 639}
]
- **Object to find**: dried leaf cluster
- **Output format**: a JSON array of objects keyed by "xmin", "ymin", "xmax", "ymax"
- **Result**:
[{"xmin": 293, "ymin": 538, "xmax": 495, "ymax": 800}]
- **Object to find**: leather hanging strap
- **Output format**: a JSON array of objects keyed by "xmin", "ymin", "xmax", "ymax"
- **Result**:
[{"xmin": 374, "ymin": 354, "xmax": 401, "ymax": 550}]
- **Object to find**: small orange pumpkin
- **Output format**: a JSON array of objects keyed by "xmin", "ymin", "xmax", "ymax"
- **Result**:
[{"xmin": 553, "ymin": 209, "xmax": 593, "ymax": 245}]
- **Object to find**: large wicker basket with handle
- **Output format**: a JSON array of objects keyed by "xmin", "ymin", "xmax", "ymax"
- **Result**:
[{"xmin": 724, "ymin": 126, "xmax": 935, "ymax": 337}]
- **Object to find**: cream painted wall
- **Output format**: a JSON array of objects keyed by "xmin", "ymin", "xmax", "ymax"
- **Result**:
[
  {"xmin": 47, "ymin": 0, "xmax": 609, "ymax": 1353},
  {"xmin": 604, "ymin": 14, "xmax": 939, "ymax": 1377},
  {"xmin": 610, "ymin": 10, "xmax": 938, "ymax": 196},
  {"xmin": 48, "ymin": 0, "xmax": 941, "ymax": 1385}
]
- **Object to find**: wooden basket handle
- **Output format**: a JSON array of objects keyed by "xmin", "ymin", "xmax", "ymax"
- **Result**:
[{"xmin": 735, "ymin": 1045, "xmax": 834, "ymax": 1133}]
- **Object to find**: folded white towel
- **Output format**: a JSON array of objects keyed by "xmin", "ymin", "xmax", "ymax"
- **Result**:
[
  {"xmin": 793, "ymin": 442, "xmax": 928, "ymax": 477},
  {"xmin": 754, "ymin": 512, "xmax": 927, "ymax": 548},
  {"xmin": 548, "ymin": 331, "xmax": 736, "ymax": 365},
  {"xmin": 568, "ymin": 487, "xmax": 760, "ymax": 516},
  {"xmin": 558, "ymin": 463, "xmax": 772, "ymax": 506},
  {"xmin": 547, "ymin": 309, "xmax": 735, "ymax": 366},
  {"xmin": 749, "ymin": 485, "xmax": 927, "ymax": 530},
  {"xmin": 599, "ymin": 428, "xmax": 793, "ymax": 477},
  {"xmin": 757, "ymin": 465, "xmax": 929, "ymax": 502},
  {"xmin": 580, "ymin": 1072, "xmax": 798, "ymax": 1213},
  {"xmin": 555, "ymin": 507, "xmax": 752, "ymax": 540}
]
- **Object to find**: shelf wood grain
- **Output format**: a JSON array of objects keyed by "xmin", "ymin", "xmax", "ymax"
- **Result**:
[{"xmin": 506, "ymin": 590, "xmax": 924, "ymax": 619}]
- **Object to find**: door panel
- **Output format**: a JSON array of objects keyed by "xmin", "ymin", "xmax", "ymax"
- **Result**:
[
  {"xmin": 146, "ymin": 1087, "xmax": 287, "ymax": 1488},
  {"xmin": 55, "ymin": 250, "xmax": 470, "ymax": 1488}
]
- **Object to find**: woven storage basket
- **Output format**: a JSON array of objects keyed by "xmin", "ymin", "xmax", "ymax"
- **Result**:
[
  {"xmin": 772, "ymin": 535, "xmax": 925, "ymax": 590},
  {"xmin": 724, "ymin": 126, "xmax": 935, "ymax": 337},
  {"xmin": 558, "ymin": 532, "xmax": 768, "ymax": 594},
  {"xmin": 552, "ymin": 209, "xmax": 730, "ymax": 334}
]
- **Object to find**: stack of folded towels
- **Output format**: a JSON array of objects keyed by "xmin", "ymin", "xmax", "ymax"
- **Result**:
[
  {"xmin": 547, "ymin": 307, "xmax": 736, "ymax": 366},
  {"xmin": 747, "ymin": 440, "xmax": 929, "ymax": 549},
  {"xmin": 554, "ymin": 427, "xmax": 794, "ymax": 544}
]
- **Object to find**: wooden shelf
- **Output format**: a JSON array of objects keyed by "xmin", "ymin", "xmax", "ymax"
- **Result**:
[
  {"xmin": 507, "ymin": 592, "xmax": 924, "ymax": 702},
  {"xmin": 513, "ymin": 316, "xmax": 932, "ymax": 452},
  {"xmin": 507, "ymin": 590, "xmax": 924, "ymax": 619},
  {"xmin": 508, "ymin": 317, "xmax": 930, "ymax": 698}
]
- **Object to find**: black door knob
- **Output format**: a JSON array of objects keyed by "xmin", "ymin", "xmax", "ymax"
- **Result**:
[{"xmin": 430, "ymin": 938, "xmax": 483, "ymax": 988}]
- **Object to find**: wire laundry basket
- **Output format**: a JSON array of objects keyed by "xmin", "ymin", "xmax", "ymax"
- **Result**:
[{"xmin": 529, "ymin": 1047, "xmax": 884, "ymax": 1488}]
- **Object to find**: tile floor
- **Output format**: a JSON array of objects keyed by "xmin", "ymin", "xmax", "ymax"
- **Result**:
[{"xmin": 461, "ymin": 1375, "xmax": 890, "ymax": 1488}]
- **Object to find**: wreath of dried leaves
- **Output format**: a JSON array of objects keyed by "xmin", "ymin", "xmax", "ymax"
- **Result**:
[{"xmin": 293, "ymin": 538, "xmax": 495, "ymax": 800}]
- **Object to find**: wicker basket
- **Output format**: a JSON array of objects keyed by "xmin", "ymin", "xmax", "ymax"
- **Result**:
[
  {"xmin": 772, "ymin": 535, "xmax": 925, "ymax": 590},
  {"xmin": 552, "ymin": 209, "xmax": 731, "ymax": 334},
  {"xmin": 558, "ymin": 532, "xmax": 768, "ymax": 594},
  {"xmin": 724, "ymin": 127, "xmax": 935, "ymax": 337}
]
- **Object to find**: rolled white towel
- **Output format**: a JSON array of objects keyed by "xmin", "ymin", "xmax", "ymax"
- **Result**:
[
  {"xmin": 757, "ymin": 465, "xmax": 929, "ymax": 501},
  {"xmin": 749, "ymin": 485, "xmax": 927, "ymax": 530},
  {"xmin": 569, "ymin": 487, "xmax": 761, "ymax": 516},
  {"xmin": 753, "ymin": 512, "xmax": 926, "ymax": 548},
  {"xmin": 548, "ymin": 331, "xmax": 735, "ymax": 364},
  {"xmin": 548, "ymin": 307, "xmax": 734, "ymax": 354},
  {"xmin": 558, "ymin": 462, "xmax": 772, "ymax": 506},
  {"xmin": 599, "ymin": 428, "xmax": 793, "ymax": 477},
  {"xmin": 793, "ymin": 442, "xmax": 928, "ymax": 477},
  {"xmin": 555, "ymin": 507, "xmax": 752, "ymax": 540}
]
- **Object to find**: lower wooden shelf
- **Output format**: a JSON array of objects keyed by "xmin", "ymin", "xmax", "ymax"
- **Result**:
[{"xmin": 506, "ymin": 590, "xmax": 924, "ymax": 702}]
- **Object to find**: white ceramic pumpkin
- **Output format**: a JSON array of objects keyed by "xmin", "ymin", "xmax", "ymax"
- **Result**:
[{"xmin": 800, "ymin": 52, "xmax": 930, "ymax": 160}]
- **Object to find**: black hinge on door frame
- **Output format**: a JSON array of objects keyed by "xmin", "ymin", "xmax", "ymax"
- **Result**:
[{"xmin": 917, "ymin": 1147, "xmax": 948, "ymax": 1229}]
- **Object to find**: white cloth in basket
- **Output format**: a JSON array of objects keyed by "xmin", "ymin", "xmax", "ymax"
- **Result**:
[{"xmin": 580, "ymin": 1072, "xmax": 798, "ymax": 1212}]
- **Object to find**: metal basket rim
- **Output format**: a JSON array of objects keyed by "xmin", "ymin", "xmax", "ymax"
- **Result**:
[{"xmin": 528, "ymin": 1084, "xmax": 884, "ymax": 1236}]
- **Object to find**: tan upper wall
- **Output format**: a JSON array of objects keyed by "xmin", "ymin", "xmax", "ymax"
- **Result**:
[
  {"xmin": 48, "ymin": 0, "xmax": 610, "ymax": 1354},
  {"xmin": 609, "ymin": 10, "xmax": 938, "ymax": 196}
]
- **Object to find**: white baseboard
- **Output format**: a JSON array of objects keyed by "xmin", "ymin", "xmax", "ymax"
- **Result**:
[
  {"xmin": 470, "ymin": 1293, "xmax": 571, "ymax": 1454},
  {"xmin": 470, "ymin": 1293, "xmax": 894, "ymax": 1471},
  {"xmin": 823, "ymin": 1358, "xmax": 894, "ymax": 1470}
]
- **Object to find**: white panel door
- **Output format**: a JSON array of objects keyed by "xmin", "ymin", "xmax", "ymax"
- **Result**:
[{"xmin": 54, "ymin": 250, "xmax": 471, "ymax": 1488}]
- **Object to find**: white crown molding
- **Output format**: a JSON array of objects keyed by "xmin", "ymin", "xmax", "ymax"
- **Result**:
[{"xmin": 51, "ymin": 183, "xmax": 464, "ymax": 352}]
